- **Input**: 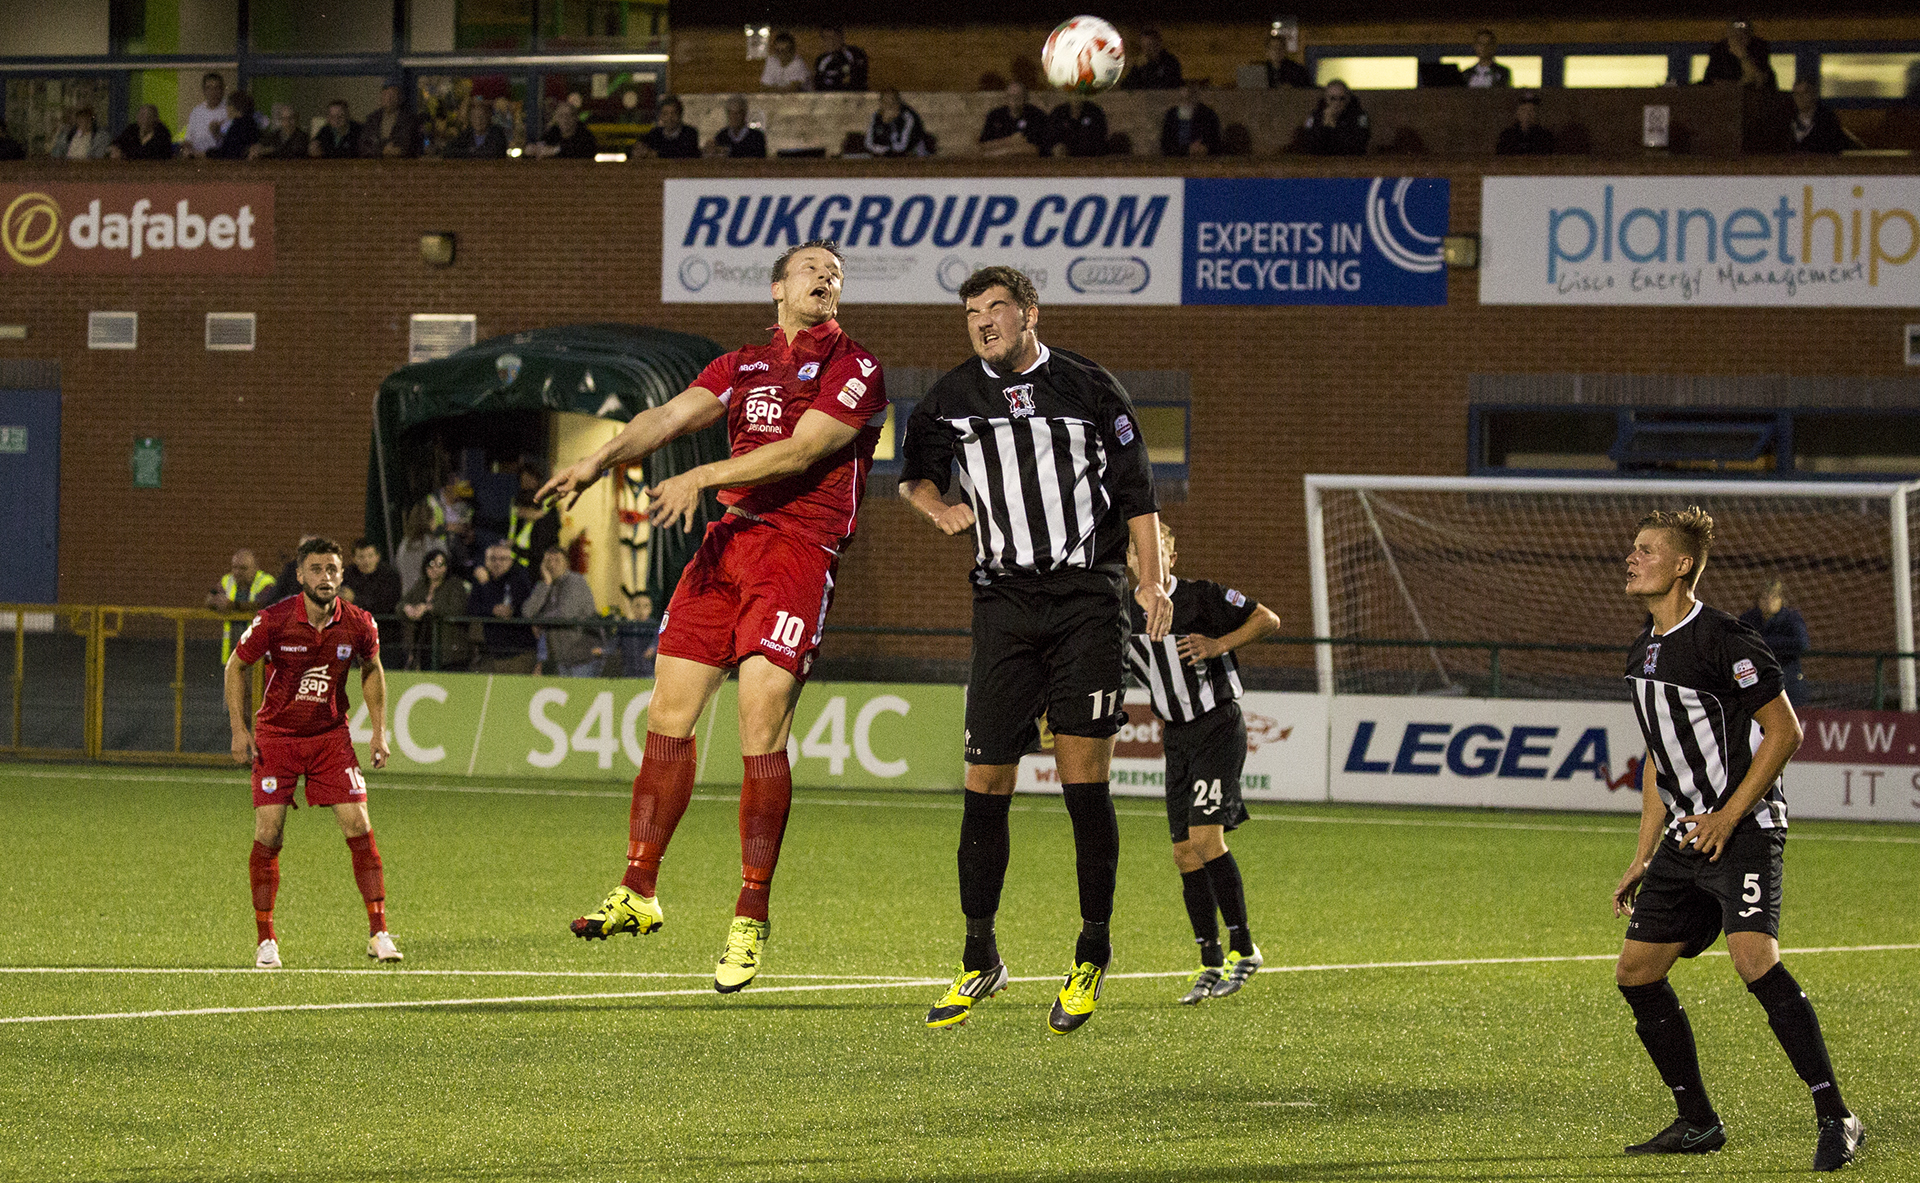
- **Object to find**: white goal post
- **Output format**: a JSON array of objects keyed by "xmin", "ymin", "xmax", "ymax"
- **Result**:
[{"xmin": 1305, "ymin": 474, "xmax": 1920, "ymax": 710}]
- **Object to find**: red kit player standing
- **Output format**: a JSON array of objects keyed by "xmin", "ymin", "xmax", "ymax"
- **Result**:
[
  {"xmin": 539, "ymin": 239, "xmax": 887, "ymax": 993},
  {"xmin": 225, "ymin": 537, "xmax": 399, "ymax": 968}
]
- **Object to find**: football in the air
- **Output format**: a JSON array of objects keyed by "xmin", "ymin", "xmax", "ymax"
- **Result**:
[{"xmin": 1042, "ymin": 16, "xmax": 1126, "ymax": 94}]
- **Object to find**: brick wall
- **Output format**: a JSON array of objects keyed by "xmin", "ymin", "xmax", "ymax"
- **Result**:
[{"xmin": 1, "ymin": 155, "xmax": 1912, "ymax": 667}]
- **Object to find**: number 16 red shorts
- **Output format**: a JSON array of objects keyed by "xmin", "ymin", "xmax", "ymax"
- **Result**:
[
  {"xmin": 252, "ymin": 728, "xmax": 366, "ymax": 807},
  {"xmin": 655, "ymin": 513, "xmax": 840, "ymax": 683}
]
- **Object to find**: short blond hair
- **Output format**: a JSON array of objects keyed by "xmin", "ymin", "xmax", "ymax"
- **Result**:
[{"xmin": 1638, "ymin": 505, "xmax": 1714, "ymax": 586}]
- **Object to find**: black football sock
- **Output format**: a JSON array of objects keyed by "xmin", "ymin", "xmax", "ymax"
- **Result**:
[
  {"xmin": 1203, "ymin": 851, "xmax": 1253, "ymax": 954},
  {"xmin": 1619, "ymin": 979, "xmax": 1718, "ymax": 1126},
  {"xmin": 1180, "ymin": 868, "xmax": 1222, "ymax": 965},
  {"xmin": 957, "ymin": 790, "xmax": 1012, "ymax": 971},
  {"xmin": 1747, "ymin": 963, "xmax": 1849, "ymax": 1122},
  {"xmin": 1062, "ymin": 782, "xmax": 1118, "ymax": 965}
]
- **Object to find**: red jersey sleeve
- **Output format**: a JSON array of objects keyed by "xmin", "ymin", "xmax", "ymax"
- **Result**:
[
  {"xmin": 690, "ymin": 351, "xmax": 739, "ymax": 405},
  {"xmin": 814, "ymin": 348, "xmax": 887, "ymax": 429},
  {"xmin": 233, "ymin": 611, "xmax": 272, "ymax": 665},
  {"xmin": 359, "ymin": 610, "xmax": 381, "ymax": 662}
]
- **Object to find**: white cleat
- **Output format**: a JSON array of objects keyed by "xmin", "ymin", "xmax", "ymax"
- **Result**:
[
  {"xmin": 254, "ymin": 938, "xmax": 281, "ymax": 970},
  {"xmin": 367, "ymin": 931, "xmax": 404, "ymax": 963}
]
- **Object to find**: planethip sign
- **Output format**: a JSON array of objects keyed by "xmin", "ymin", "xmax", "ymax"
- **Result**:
[{"xmin": 0, "ymin": 183, "xmax": 274, "ymax": 275}]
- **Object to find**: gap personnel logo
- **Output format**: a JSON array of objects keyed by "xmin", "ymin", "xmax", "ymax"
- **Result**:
[
  {"xmin": 1004, "ymin": 384, "xmax": 1036, "ymax": 417},
  {"xmin": 0, "ymin": 182, "xmax": 274, "ymax": 275},
  {"xmin": 297, "ymin": 664, "xmax": 333, "ymax": 701}
]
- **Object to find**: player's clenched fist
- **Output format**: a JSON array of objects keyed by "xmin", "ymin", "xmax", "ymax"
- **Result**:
[{"xmin": 932, "ymin": 502, "xmax": 975, "ymax": 536}]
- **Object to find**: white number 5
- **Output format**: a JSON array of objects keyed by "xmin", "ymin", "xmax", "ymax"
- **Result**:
[{"xmin": 1742, "ymin": 872, "xmax": 1762, "ymax": 904}]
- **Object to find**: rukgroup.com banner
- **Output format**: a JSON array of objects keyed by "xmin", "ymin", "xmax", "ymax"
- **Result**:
[
  {"xmin": 662, "ymin": 177, "xmax": 1449, "ymax": 306},
  {"xmin": 1480, "ymin": 175, "xmax": 1920, "ymax": 306}
]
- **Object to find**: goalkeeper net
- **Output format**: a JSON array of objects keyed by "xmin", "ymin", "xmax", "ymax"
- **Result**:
[{"xmin": 1306, "ymin": 475, "xmax": 1920, "ymax": 708}]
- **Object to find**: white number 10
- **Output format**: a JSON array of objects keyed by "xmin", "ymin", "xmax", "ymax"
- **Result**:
[{"xmin": 770, "ymin": 610, "xmax": 806, "ymax": 648}]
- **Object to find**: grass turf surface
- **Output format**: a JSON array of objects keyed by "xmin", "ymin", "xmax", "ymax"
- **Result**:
[{"xmin": 1, "ymin": 764, "xmax": 1916, "ymax": 1182}]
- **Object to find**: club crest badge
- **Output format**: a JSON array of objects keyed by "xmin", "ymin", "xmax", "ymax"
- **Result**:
[
  {"xmin": 337, "ymin": 644, "xmax": 354, "ymax": 659},
  {"xmin": 797, "ymin": 362, "xmax": 819, "ymax": 380},
  {"xmin": 1643, "ymin": 642, "xmax": 1660, "ymax": 674},
  {"xmin": 1004, "ymin": 384, "xmax": 1036, "ymax": 417},
  {"xmin": 261, "ymin": 777, "xmax": 278, "ymax": 793}
]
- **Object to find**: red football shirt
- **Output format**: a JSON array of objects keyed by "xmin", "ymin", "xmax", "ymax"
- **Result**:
[
  {"xmin": 233, "ymin": 594, "xmax": 381, "ymax": 740},
  {"xmin": 689, "ymin": 318, "xmax": 888, "ymax": 551}
]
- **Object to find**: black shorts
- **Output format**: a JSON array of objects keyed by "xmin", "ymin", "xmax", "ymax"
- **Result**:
[
  {"xmin": 1626, "ymin": 825, "xmax": 1786, "ymax": 958},
  {"xmin": 1163, "ymin": 701, "xmax": 1250, "ymax": 843},
  {"xmin": 964, "ymin": 577, "xmax": 1128, "ymax": 766}
]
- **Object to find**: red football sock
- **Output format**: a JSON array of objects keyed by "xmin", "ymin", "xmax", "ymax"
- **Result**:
[
  {"xmin": 249, "ymin": 841, "xmax": 280, "ymax": 942},
  {"xmin": 622, "ymin": 731, "xmax": 696, "ymax": 897},
  {"xmin": 735, "ymin": 751, "xmax": 792, "ymax": 922},
  {"xmin": 345, "ymin": 831, "xmax": 387, "ymax": 935}
]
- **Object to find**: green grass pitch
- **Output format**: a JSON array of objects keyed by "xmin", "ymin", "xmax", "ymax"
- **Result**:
[{"xmin": 2, "ymin": 763, "xmax": 1916, "ymax": 1182}]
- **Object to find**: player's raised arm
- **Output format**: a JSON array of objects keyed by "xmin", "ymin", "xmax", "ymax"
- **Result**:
[
  {"xmin": 538, "ymin": 384, "xmax": 728, "ymax": 509},
  {"xmin": 359, "ymin": 651, "xmax": 391, "ymax": 770},
  {"xmin": 646, "ymin": 408, "xmax": 861, "ymax": 532}
]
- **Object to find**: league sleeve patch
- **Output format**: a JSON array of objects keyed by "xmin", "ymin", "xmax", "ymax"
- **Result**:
[
  {"xmin": 1114, "ymin": 414, "xmax": 1135, "ymax": 445},
  {"xmin": 838, "ymin": 377, "xmax": 867, "ymax": 408},
  {"xmin": 1733, "ymin": 657, "xmax": 1759, "ymax": 688},
  {"xmin": 1225, "ymin": 588, "xmax": 1247, "ymax": 607}
]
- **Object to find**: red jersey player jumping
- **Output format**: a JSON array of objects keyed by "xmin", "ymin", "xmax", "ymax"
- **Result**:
[
  {"xmin": 225, "ymin": 537, "xmax": 398, "ymax": 969},
  {"xmin": 539, "ymin": 239, "xmax": 887, "ymax": 993}
]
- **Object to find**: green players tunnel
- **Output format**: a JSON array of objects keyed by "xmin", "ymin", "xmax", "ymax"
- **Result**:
[{"xmin": 366, "ymin": 323, "xmax": 729, "ymax": 617}]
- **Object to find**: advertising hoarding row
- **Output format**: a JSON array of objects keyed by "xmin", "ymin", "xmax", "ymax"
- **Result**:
[{"xmin": 1, "ymin": 183, "xmax": 275, "ymax": 274}]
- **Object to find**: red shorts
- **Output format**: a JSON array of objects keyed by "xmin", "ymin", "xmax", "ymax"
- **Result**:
[
  {"xmin": 656, "ymin": 514, "xmax": 840, "ymax": 682},
  {"xmin": 252, "ymin": 729, "xmax": 366, "ymax": 808}
]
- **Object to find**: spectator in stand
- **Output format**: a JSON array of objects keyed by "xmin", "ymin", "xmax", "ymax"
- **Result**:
[
  {"xmin": 979, "ymin": 81, "xmax": 1049, "ymax": 157},
  {"xmin": 309, "ymin": 100, "xmax": 361, "ymax": 158},
  {"xmin": 1160, "ymin": 83, "xmax": 1222, "ymax": 157},
  {"xmin": 529, "ymin": 101, "xmax": 598, "ymax": 158},
  {"xmin": 1465, "ymin": 30, "xmax": 1512, "ymax": 88},
  {"xmin": 442, "ymin": 94, "xmax": 509, "ymax": 158},
  {"xmin": 1740, "ymin": 577, "xmax": 1811, "ymax": 708},
  {"xmin": 1047, "ymin": 95, "xmax": 1110, "ymax": 157},
  {"xmin": 1495, "ymin": 93, "xmax": 1556, "ymax": 154},
  {"xmin": 208, "ymin": 548, "xmax": 281, "ymax": 664},
  {"xmin": 1702, "ymin": 19, "xmax": 1777, "ymax": 91},
  {"xmin": 360, "ymin": 83, "xmax": 424, "ymax": 158},
  {"xmin": 393, "ymin": 500, "xmax": 439, "ymax": 592},
  {"xmin": 707, "ymin": 95, "xmax": 767, "ymax": 157},
  {"xmin": 251, "ymin": 104, "xmax": 309, "ymax": 159},
  {"xmin": 204, "ymin": 92, "xmax": 262, "ymax": 160},
  {"xmin": 343, "ymin": 537, "xmax": 404, "ymax": 653},
  {"xmin": 1790, "ymin": 79, "xmax": 1852, "ymax": 153},
  {"xmin": 468, "ymin": 541, "xmax": 536, "ymax": 673},
  {"xmin": 0, "ymin": 119, "xmax": 25, "ymax": 160},
  {"xmin": 526, "ymin": 546, "xmax": 604, "ymax": 677},
  {"xmin": 632, "ymin": 95, "xmax": 701, "ymax": 159},
  {"xmin": 400, "ymin": 549, "xmax": 473, "ymax": 671},
  {"xmin": 508, "ymin": 472, "xmax": 561, "ymax": 570},
  {"xmin": 864, "ymin": 89, "xmax": 932, "ymax": 157},
  {"xmin": 1265, "ymin": 33, "xmax": 1313, "ymax": 89},
  {"xmin": 1122, "ymin": 28, "xmax": 1183, "ymax": 90},
  {"xmin": 1298, "ymin": 80, "xmax": 1370, "ymax": 155},
  {"xmin": 814, "ymin": 25, "xmax": 870, "ymax": 92},
  {"xmin": 108, "ymin": 104, "xmax": 175, "ymax": 159},
  {"xmin": 185, "ymin": 72, "xmax": 230, "ymax": 156},
  {"xmin": 53, "ymin": 107, "xmax": 112, "ymax": 160},
  {"xmin": 760, "ymin": 32, "xmax": 812, "ymax": 92}
]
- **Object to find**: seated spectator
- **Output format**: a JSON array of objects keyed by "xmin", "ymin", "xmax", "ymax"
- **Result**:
[
  {"xmin": 1160, "ymin": 83, "xmax": 1222, "ymax": 157},
  {"xmin": 0, "ymin": 119, "xmax": 24, "ymax": 161},
  {"xmin": 1790, "ymin": 79, "xmax": 1851, "ymax": 153},
  {"xmin": 760, "ymin": 32, "xmax": 812, "ymax": 92},
  {"xmin": 251, "ymin": 103, "xmax": 309, "ymax": 160},
  {"xmin": 1495, "ymin": 93, "xmax": 1556, "ymax": 155},
  {"xmin": 442, "ymin": 94, "xmax": 510, "ymax": 158},
  {"xmin": 400, "ymin": 549, "xmax": 473, "ymax": 671},
  {"xmin": 1702, "ymin": 19, "xmax": 1777, "ymax": 90},
  {"xmin": 343, "ymin": 537, "xmax": 404, "ymax": 652},
  {"xmin": 205, "ymin": 92, "xmax": 262, "ymax": 159},
  {"xmin": 864, "ymin": 90, "xmax": 932, "ymax": 157},
  {"xmin": 1121, "ymin": 28, "xmax": 1182, "ymax": 90},
  {"xmin": 1047, "ymin": 96, "xmax": 1110, "ymax": 157},
  {"xmin": 815, "ymin": 25, "xmax": 870, "ymax": 92},
  {"xmin": 529, "ymin": 102, "xmax": 598, "ymax": 159},
  {"xmin": 108, "ymin": 104, "xmax": 174, "ymax": 159},
  {"xmin": 979, "ymin": 81, "xmax": 1049, "ymax": 157},
  {"xmin": 1298, "ymin": 80, "xmax": 1370, "ymax": 155},
  {"xmin": 393, "ymin": 499, "xmax": 440, "ymax": 592},
  {"xmin": 53, "ymin": 107, "xmax": 112, "ymax": 160},
  {"xmin": 468, "ymin": 541, "xmax": 536, "ymax": 673},
  {"xmin": 708, "ymin": 95, "xmax": 767, "ymax": 158},
  {"xmin": 309, "ymin": 100, "xmax": 361, "ymax": 158},
  {"xmin": 1265, "ymin": 34, "xmax": 1313, "ymax": 89},
  {"xmin": 526, "ymin": 546, "xmax": 603, "ymax": 677},
  {"xmin": 185, "ymin": 73, "xmax": 230, "ymax": 157},
  {"xmin": 632, "ymin": 95, "xmax": 701, "ymax": 159},
  {"xmin": 1465, "ymin": 30, "xmax": 1512, "ymax": 88},
  {"xmin": 360, "ymin": 83, "xmax": 424, "ymax": 158},
  {"xmin": 207, "ymin": 548, "xmax": 281, "ymax": 664}
]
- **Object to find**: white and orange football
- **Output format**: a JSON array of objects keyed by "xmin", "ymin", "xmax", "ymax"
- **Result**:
[{"xmin": 1042, "ymin": 16, "xmax": 1127, "ymax": 94}]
